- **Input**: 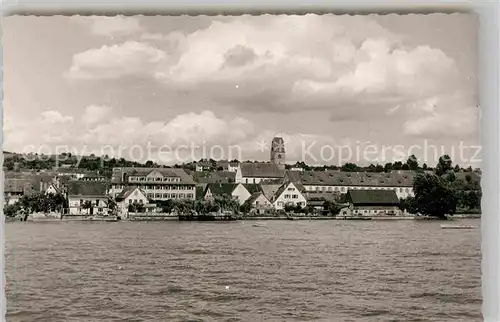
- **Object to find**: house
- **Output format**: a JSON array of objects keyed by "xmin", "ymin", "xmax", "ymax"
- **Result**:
[
  {"xmin": 115, "ymin": 186, "xmax": 150, "ymax": 215},
  {"xmin": 202, "ymin": 183, "xmax": 261, "ymax": 205},
  {"xmin": 54, "ymin": 168, "xmax": 99, "ymax": 179},
  {"xmin": 285, "ymin": 170, "xmax": 415, "ymax": 199},
  {"xmin": 45, "ymin": 184, "xmax": 61, "ymax": 195},
  {"xmin": 216, "ymin": 160, "xmax": 239, "ymax": 172},
  {"xmin": 67, "ymin": 180, "xmax": 109, "ymax": 215},
  {"xmin": 235, "ymin": 162, "xmax": 285, "ymax": 184},
  {"xmin": 110, "ymin": 167, "xmax": 196, "ymax": 201},
  {"xmin": 271, "ymin": 182, "xmax": 307, "ymax": 210},
  {"xmin": 4, "ymin": 178, "xmax": 33, "ymax": 205},
  {"xmin": 303, "ymin": 191, "xmax": 340, "ymax": 211},
  {"xmin": 4, "ymin": 172, "xmax": 61, "ymax": 205},
  {"xmin": 203, "ymin": 183, "xmax": 237, "ymax": 201},
  {"xmin": 343, "ymin": 189, "xmax": 401, "ymax": 217},
  {"xmin": 80, "ymin": 174, "xmax": 107, "ymax": 182},
  {"xmin": 242, "ymin": 192, "xmax": 273, "ymax": 215},
  {"xmin": 195, "ymin": 160, "xmax": 212, "ymax": 172}
]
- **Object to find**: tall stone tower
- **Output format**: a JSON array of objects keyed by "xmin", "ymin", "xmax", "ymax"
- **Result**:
[{"xmin": 270, "ymin": 136, "xmax": 286, "ymax": 170}]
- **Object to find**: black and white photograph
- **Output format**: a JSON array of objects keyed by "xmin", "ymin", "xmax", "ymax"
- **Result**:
[{"xmin": 3, "ymin": 13, "xmax": 482, "ymax": 321}]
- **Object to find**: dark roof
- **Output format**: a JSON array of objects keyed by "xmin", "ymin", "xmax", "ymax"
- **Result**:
[
  {"xmin": 303, "ymin": 192, "xmax": 339, "ymax": 202},
  {"xmin": 5, "ymin": 179, "xmax": 32, "ymax": 193},
  {"xmin": 260, "ymin": 184, "xmax": 282, "ymax": 201},
  {"xmin": 67, "ymin": 180, "xmax": 108, "ymax": 197},
  {"xmin": 243, "ymin": 192, "xmax": 268, "ymax": 206},
  {"xmin": 192, "ymin": 171, "xmax": 236, "ymax": 184},
  {"xmin": 111, "ymin": 167, "xmax": 196, "ymax": 185},
  {"xmin": 204, "ymin": 183, "xmax": 237, "ymax": 197},
  {"xmin": 195, "ymin": 186, "xmax": 205, "ymax": 200},
  {"xmin": 242, "ymin": 183, "xmax": 262, "ymax": 194},
  {"xmin": 240, "ymin": 162, "xmax": 285, "ymax": 178},
  {"xmin": 286, "ymin": 170, "xmax": 416, "ymax": 187},
  {"xmin": 346, "ymin": 189, "xmax": 400, "ymax": 206}
]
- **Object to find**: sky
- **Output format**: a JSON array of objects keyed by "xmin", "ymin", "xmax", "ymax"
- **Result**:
[{"xmin": 3, "ymin": 14, "xmax": 480, "ymax": 166}]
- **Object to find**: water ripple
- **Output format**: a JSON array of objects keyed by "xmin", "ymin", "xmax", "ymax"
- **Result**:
[{"xmin": 5, "ymin": 219, "xmax": 482, "ymax": 321}]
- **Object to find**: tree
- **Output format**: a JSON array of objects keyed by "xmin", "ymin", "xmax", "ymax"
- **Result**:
[
  {"xmin": 399, "ymin": 197, "xmax": 418, "ymax": 214},
  {"xmin": 82, "ymin": 200, "xmax": 93, "ymax": 214},
  {"xmin": 106, "ymin": 198, "xmax": 117, "ymax": 215},
  {"xmin": 341, "ymin": 163, "xmax": 360, "ymax": 172},
  {"xmin": 393, "ymin": 161, "xmax": 403, "ymax": 170},
  {"xmin": 4, "ymin": 203, "xmax": 21, "ymax": 217},
  {"xmin": 239, "ymin": 202, "xmax": 252, "ymax": 214},
  {"xmin": 284, "ymin": 203, "xmax": 296, "ymax": 213},
  {"xmin": 406, "ymin": 155, "xmax": 419, "ymax": 171},
  {"xmin": 384, "ymin": 163, "xmax": 393, "ymax": 173},
  {"xmin": 435, "ymin": 154, "xmax": 453, "ymax": 176},
  {"xmin": 323, "ymin": 200, "xmax": 341, "ymax": 215},
  {"xmin": 412, "ymin": 172, "xmax": 457, "ymax": 219}
]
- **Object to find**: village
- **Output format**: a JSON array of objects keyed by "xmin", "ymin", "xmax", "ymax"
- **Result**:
[{"xmin": 4, "ymin": 137, "xmax": 482, "ymax": 221}]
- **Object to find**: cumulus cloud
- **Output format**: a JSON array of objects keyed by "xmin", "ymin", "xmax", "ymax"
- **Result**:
[
  {"xmin": 40, "ymin": 110, "xmax": 74, "ymax": 123},
  {"xmin": 65, "ymin": 41, "xmax": 166, "ymax": 80},
  {"xmin": 63, "ymin": 15, "xmax": 477, "ymax": 140}
]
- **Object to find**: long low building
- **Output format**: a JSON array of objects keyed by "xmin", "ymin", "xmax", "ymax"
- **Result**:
[
  {"xmin": 285, "ymin": 170, "xmax": 416, "ymax": 199},
  {"xmin": 110, "ymin": 167, "xmax": 196, "ymax": 201}
]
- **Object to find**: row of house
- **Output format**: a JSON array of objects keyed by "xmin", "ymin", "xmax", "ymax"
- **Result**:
[{"xmin": 4, "ymin": 163, "xmax": 480, "ymax": 217}]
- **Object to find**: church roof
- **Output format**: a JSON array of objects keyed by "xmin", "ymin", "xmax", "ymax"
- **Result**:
[{"xmin": 240, "ymin": 162, "xmax": 285, "ymax": 178}]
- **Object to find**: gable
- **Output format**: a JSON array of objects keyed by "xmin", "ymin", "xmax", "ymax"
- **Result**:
[
  {"xmin": 125, "ymin": 188, "xmax": 147, "ymax": 201},
  {"xmin": 232, "ymin": 183, "xmax": 251, "ymax": 197}
]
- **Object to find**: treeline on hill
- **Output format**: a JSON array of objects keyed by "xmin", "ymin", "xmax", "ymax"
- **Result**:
[
  {"xmin": 399, "ymin": 155, "xmax": 481, "ymax": 219},
  {"xmin": 4, "ymin": 152, "xmax": 480, "ymax": 177}
]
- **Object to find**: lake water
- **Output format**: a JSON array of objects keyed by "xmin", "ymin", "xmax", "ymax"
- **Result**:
[{"xmin": 5, "ymin": 219, "xmax": 482, "ymax": 322}]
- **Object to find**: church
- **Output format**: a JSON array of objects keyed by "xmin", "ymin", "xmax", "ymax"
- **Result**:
[{"xmin": 235, "ymin": 136, "xmax": 287, "ymax": 184}]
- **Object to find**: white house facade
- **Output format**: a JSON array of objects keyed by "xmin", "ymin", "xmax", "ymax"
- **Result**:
[
  {"xmin": 110, "ymin": 167, "xmax": 196, "ymax": 201},
  {"xmin": 272, "ymin": 182, "xmax": 307, "ymax": 210}
]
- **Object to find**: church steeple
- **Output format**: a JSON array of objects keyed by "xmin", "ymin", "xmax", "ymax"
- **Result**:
[{"xmin": 270, "ymin": 136, "xmax": 285, "ymax": 170}]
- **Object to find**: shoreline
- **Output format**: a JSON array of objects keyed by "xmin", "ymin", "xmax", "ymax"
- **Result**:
[{"xmin": 6, "ymin": 214, "xmax": 481, "ymax": 222}]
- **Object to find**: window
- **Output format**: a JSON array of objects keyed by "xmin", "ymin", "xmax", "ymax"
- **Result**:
[
  {"xmin": 129, "ymin": 199, "xmax": 132, "ymax": 204},
  {"xmin": 139, "ymin": 199, "xmax": 143, "ymax": 204},
  {"xmin": 288, "ymin": 187, "xmax": 294, "ymax": 191},
  {"xmin": 179, "ymin": 194, "xmax": 185, "ymax": 199},
  {"xmin": 292, "ymin": 195, "xmax": 298, "ymax": 199},
  {"xmin": 80, "ymin": 199, "xmax": 83, "ymax": 205},
  {"xmin": 278, "ymin": 201, "xmax": 283, "ymax": 206},
  {"xmin": 285, "ymin": 194, "xmax": 290, "ymax": 199},
  {"xmin": 96, "ymin": 200, "xmax": 100, "ymax": 206}
]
